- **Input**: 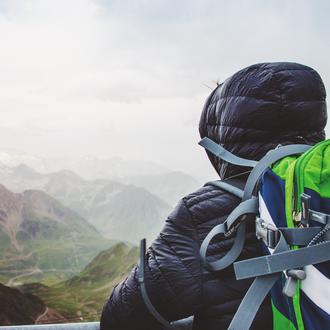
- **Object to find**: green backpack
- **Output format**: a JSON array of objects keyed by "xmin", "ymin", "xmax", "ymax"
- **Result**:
[{"xmin": 199, "ymin": 138, "xmax": 330, "ymax": 329}]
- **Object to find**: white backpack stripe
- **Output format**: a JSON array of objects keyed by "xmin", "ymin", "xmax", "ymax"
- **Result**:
[{"xmin": 302, "ymin": 265, "xmax": 330, "ymax": 315}]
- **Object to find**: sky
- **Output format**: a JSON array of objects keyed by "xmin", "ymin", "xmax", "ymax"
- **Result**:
[{"xmin": 0, "ymin": 0, "xmax": 329, "ymax": 178}]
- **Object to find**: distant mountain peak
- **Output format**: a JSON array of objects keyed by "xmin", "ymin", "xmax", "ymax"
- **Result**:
[
  {"xmin": 50, "ymin": 169, "xmax": 84, "ymax": 181},
  {"xmin": 12, "ymin": 164, "xmax": 44, "ymax": 180},
  {"xmin": 0, "ymin": 151, "xmax": 46, "ymax": 173},
  {"xmin": 0, "ymin": 184, "xmax": 100, "ymax": 252}
]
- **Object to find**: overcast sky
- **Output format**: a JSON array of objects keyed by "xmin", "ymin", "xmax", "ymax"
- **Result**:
[{"xmin": 0, "ymin": 0, "xmax": 329, "ymax": 178}]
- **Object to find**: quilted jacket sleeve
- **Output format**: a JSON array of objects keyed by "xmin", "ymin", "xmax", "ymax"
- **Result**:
[
  {"xmin": 100, "ymin": 266, "xmax": 163, "ymax": 330},
  {"xmin": 100, "ymin": 199, "xmax": 201, "ymax": 330}
]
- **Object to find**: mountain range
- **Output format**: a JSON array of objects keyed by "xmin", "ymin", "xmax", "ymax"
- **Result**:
[
  {"xmin": 0, "ymin": 151, "xmax": 201, "ymax": 325},
  {"xmin": 0, "ymin": 184, "xmax": 114, "ymax": 285},
  {"xmin": 45, "ymin": 171, "xmax": 172, "ymax": 243},
  {"xmin": 0, "ymin": 150, "xmax": 171, "ymax": 179},
  {"xmin": 0, "ymin": 161, "xmax": 200, "ymax": 243},
  {"xmin": 0, "ymin": 150, "xmax": 200, "ymax": 301},
  {"xmin": 123, "ymin": 171, "xmax": 200, "ymax": 206}
]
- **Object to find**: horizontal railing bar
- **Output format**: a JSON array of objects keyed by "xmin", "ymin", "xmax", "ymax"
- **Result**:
[
  {"xmin": 0, "ymin": 322, "xmax": 99, "ymax": 330},
  {"xmin": 1, "ymin": 316, "xmax": 194, "ymax": 329}
]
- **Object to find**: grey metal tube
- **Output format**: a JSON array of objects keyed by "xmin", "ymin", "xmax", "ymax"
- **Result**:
[{"xmin": 0, "ymin": 322, "xmax": 99, "ymax": 330}]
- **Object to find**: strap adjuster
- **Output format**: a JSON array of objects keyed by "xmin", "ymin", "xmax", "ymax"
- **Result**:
[
  {"xmin": 256, "ymin": 218, "xmax": 280, "ymax": 249},
  {"xmin": 300, "ymin": 193, "xmax": 330, "ymax": 226},
  {"xmin": 301, "ymin": 193, "xmax": 311, "ymax": 226},
  {"xmin": 267, "ymin": 228, "xmax": 280, "ymax": 249}
]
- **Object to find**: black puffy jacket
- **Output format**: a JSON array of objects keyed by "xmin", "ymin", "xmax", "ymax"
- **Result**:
[{"xmin": 101, "ymin": 62, "xmax": 327, "ymax": 330}]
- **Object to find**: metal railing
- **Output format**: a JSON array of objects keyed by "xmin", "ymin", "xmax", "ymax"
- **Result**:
[
  {"xmin": 0, "ymin": 316, "xmax": 193, "ymax": 329},
  {"xmin": 0, "ymin": 322, "xmax": 99, "ymax": 330}
]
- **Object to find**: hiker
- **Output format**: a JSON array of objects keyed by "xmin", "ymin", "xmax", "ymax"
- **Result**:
[{"xmin": 100, "ymin": 62, "xmax": 327, "ymax": 330}]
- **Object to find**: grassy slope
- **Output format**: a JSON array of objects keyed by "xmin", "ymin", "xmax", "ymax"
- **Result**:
[
  {"xmin": 0, "ymin": 231, "xmax": 117, "ymax": 283},
  {"xmin": 0, "ymin": 237, "xmax": 116, "ymax": 286},
  {"xmin": 21, "ymin": 242, "xmax": 138, "ymax": 321}
]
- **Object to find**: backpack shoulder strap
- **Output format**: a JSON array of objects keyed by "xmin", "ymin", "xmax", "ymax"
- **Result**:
[
  {"xmin": 199, "ymin": 139, "xmax": 312, "ymax": 272},
  {"xmin": 205, "ymin": 174, "xmax": 247, "ymax": 199},
  {"xmin": 199, "ymin": 138, "xmax": 258, "ymax": 168}
]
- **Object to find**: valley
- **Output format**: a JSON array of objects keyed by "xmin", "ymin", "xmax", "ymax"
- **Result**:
[
  {"xmin": 20, "ymin": 243, "xmax": 138, "ymax": 322},
  {"xmin": 0, "ymin": 152, "xmax": 200, "ymax": 325}
]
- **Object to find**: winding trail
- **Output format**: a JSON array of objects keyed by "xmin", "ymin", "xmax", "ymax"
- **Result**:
[
  {"xmin": 35, "ymin": 307, "xmax": 49, "ymax": 324},
  {"xmin": 6, "ymin": 267, "xmax": 41, "ymax": 286}
]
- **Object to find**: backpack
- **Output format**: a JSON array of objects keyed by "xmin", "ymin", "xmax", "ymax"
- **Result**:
[
  {"xmin": 198, "ymin": 137, "xmax": 330, "ymax": 330},
  {"xmin": 138, "ymin": 138, "xmax": 330, "ymax": 330}
]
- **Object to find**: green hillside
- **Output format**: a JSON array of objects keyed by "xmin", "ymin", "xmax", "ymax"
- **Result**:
[{"xmin": 21, "ymin": 242, "xmax": 138, "ymax": 321}]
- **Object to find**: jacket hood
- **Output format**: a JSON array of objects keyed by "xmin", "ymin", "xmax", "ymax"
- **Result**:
[{"xmin": 199, "ymin": 62, "xmax": 327, "ymax": 179}]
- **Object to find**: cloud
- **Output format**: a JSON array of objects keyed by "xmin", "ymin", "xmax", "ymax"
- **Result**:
[{"xmin": 0, "ymin": 0, "xmax": 329, "ymax": 179}]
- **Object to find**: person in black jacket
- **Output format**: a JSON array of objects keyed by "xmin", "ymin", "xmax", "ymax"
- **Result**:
[{"xmin": 100, "ymin": 62, "xmax": 327, "ymax": 330}]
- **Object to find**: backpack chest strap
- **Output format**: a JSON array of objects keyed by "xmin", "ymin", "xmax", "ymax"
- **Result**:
[
  {"xmin": 234, "ymin": 239, "xmax": 330, "ymax": 280},
  {"xmin": 256, "ymin": 219, "xmax": 324, "ymax": 248}
]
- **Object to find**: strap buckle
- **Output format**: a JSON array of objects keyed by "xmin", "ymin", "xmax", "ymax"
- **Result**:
[{"xmin": 256, "ymin": 218, "xmax": 280, "ymax": 249}]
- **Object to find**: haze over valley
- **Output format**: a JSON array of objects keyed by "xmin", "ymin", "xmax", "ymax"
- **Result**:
[{"xmin": 0, "ymin": 149, "xmax": 200, "ymax": 325}]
